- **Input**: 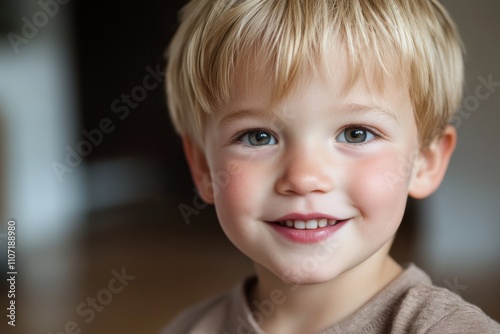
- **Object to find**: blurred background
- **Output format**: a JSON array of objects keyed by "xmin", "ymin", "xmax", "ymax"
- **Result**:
[{"xmin": 0, "ymin": 0, "xmax": 498, "ymax": 333}]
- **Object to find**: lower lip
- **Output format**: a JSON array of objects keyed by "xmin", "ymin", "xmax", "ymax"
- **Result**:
[{"xmin": 268, "ymin": 220, "xmax": 349, "ymax": 244}]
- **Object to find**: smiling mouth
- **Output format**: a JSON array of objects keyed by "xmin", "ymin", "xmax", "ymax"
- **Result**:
[{"xmin": 275, "ymin": 219, "xmax": 345, "ymax": 230}]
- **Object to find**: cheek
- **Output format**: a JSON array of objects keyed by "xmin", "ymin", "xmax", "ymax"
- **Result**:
[
  {"xmin": 212, "ymin": 160, "xmax": 265, "ymax": 223},
  {"xmin": 211, "ymin": 160, "xmax": 274, "ymax": 261},
  {"xmin": 348, "ymin": 151, "xmax": 412, "ymax": 231}
]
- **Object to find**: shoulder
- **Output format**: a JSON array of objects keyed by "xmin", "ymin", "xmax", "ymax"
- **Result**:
[
  {"xmin": 395, "ymin": 278, "xmax": 500, "ymax": 333},
  {"xmin": 331, "ymin": 264, "xmax": 499, "ymax": 334}
]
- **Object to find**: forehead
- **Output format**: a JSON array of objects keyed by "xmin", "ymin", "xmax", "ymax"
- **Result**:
[{"xmin": 223, "ymin": 46, "xmax": 411, "ymax": 116}]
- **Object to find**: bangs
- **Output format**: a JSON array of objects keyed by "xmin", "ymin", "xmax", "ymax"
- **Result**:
[
  {"xmin": 167, "ymin": 0, "xmax": 464, "ymax": 146},
  {"xmin": 194, "ymin": 0, "xmax": 407, "ymax": 110}
]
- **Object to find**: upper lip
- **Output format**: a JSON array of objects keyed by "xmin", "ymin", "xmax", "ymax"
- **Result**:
[{"xmin": 272, "ymin": 213, "xmax": 343, "ymax": 222}]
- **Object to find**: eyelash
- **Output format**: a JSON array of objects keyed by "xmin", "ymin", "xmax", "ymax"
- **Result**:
[
  {"xmin": 230, "ymin": 128, "xmax": 278, "ymax": 147},
  {"xmin": 337, "ymin": 124, "xmax": 382, "ymax": 144},
  {"xmin": 230, "ymin": 125, "xmax": 382, "ymax": 146}
]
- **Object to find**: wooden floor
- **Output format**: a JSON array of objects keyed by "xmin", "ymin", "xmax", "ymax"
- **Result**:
[{"xmin": 9, "ymin": 199, "xmax": 500, "ymax": 334}]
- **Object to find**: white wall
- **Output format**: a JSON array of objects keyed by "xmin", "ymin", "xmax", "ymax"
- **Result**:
[{"xmin": 0, "ymin": 1, "xmax": 84, "ymax": 249}]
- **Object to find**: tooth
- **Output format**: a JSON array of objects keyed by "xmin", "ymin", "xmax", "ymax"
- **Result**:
[
  {"xmin": 328, "ymin": 220, "xmax": 337, "ymax": 226},
  {"xmin": 318, "ymin": 219, "xmax": 327, "ymax": 228},
  {"xmin": 279, "ymin": 221, "xmax": 285, "ymax": 226},
  {"xmin": 294, "ymin": 220, "xmax": 306, "ymax": 229},
  {"xmin": 286, "ymin": 220, "xmax": 293, "ymax": 227},
  {"xmin": 305, "ymin": 220, "xmax": 318, "ymax": 229}
]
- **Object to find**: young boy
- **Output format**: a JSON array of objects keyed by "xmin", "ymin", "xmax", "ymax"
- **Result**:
[{"xmin": 162, "ymin": 0, "xmax": 500, "ymax": 333}]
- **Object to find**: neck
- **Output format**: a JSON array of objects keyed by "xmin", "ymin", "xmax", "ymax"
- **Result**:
[{"xmin": 248, "ymin": 245, "xmax": 402, "ymax": 334}]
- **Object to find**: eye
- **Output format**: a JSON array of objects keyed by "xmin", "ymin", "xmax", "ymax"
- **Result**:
[
  {"xmin": 239, "ymin": 130, "xmax": 277, "ymax": 146},
  {"xmin": 336, "ymin": 126, "xmax": 376, "ymax": 144}
]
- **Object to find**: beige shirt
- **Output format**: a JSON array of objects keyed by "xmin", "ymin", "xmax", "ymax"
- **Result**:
[{"xmin": 162, "ymin": 264, "xmax": 500, "ymax": 333}]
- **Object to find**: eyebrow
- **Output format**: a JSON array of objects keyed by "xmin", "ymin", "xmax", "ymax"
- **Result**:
[
  {"xmin": 342, "ymin": 103, "xmax": 399, "ymax": 122},
  {"xmin": 219, "ymin": 103, "xmax": 398, "ymax": 127},
  {"xmin": 219, "ymin": 108, "xmax": 267, "ymax": 127}
]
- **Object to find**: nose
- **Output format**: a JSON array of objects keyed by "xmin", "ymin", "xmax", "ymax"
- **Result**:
[{"xmin": 275, "ymin": 146, "xmax": 335, "ymax": 196}]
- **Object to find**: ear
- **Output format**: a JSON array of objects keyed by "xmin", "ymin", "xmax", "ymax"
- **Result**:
[
  {"xmin": 182, "ymin": 135, "xmax": 214, "ymax": 204},
  {"xmin": 409, "ymin": 125, "xmax": 457, "ymax": 199}
]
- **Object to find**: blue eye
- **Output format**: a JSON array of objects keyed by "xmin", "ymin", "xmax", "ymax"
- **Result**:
[
  {"xmin": 239, "ymin": 130, "xmax": 277, "ymax": 146},
  {"xmin": 336, "ymin": 127, "xmax": 375, "ymax": 144}
]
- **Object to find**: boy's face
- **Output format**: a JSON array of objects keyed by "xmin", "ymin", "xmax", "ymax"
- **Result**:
[{"xmin": 193, "ymin": 50, "xmax": 426, "ymax": 284}]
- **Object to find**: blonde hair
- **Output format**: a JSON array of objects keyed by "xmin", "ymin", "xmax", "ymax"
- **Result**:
[{"xmin": 166, "ymin": 0, "xmax": 464, "ymax": 147}]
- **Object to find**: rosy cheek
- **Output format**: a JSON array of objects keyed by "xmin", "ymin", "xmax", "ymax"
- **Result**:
[
  {"xmin": 348, "ymin": 152, "xmax": 410, "ymax": 231},
  {"xmin": 213, "ymin": 160, "xmax": 260, "ymax": 217}
]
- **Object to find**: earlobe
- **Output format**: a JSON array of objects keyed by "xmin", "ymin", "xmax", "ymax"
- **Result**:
[
  {"xmin": 409, "ymin": 125, "xmax": 457, "ymax": 199},
  {"xmin": 182, "ymin": 135, "xmax": 214, "ymax": 204}
]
